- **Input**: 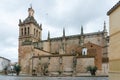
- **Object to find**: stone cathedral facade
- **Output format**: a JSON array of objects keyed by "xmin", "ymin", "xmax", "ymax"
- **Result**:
[{"xmin": 18, "ymin": 7, "xmax": 109, "ymax": 76}]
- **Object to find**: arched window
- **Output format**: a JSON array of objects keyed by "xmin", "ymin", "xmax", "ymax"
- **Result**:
[
  {"xmin": 28, "ymin": 27, "xmax": 29, "ymax": 35},
  {"xmin": 36, "ymin": 30, "xmax": 38, "ymax": 37},
  {"xmin": 21, "ymin": 28, "xmax": 23, "ymax": 36},
  {"xmin": 25, "ymin": 27, "xmax": 26, "ymax": 35},
  {"xmin": 82, "ymin": 48, "xmax": 87, "ymax": 55}
]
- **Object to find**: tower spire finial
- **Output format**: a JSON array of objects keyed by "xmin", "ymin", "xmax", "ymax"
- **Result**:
[
  {"xmin": 63, "ymin": 28, "xmax": 65, "ymax": 38},
  {"xmin": 81, "ymin": 25, "xmax": 83, "ymax": 35},
  {"xmin": 80, "ymin": 25, "xmax": 84, "ymax": 46},
  {"xmin": 103, "ymin": 21, "xmax": 107, "ymax": 32},
  {"xmin": 28, "ymin": 4, "xmax": 34, "ymax": 17},
  {"xmin": 47, "ymin": 31, "xmax": 50, "ymax": 40},
  {"xmin": 30, "ymin": 4, "xmax": 32, "ymax": 8}
]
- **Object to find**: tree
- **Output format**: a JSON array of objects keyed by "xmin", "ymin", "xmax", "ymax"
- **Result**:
[{"xmin": 14, "ymin": 64, "xmax": 21, "ymax": 76}]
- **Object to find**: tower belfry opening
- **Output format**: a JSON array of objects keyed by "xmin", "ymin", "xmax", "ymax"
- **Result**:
[{"xmin": 18, "ymin": 6, "xmax": 42, "ymax": 44}]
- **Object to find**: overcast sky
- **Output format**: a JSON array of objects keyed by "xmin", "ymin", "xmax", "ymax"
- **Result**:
[{"xmin": 0, "ymin": 0, "xmax": 119, "ymax": 62}]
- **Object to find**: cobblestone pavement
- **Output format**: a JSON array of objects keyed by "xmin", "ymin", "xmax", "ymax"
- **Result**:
[{"xmin": 0, "ymin": 75, "xmax": 109, "ymax": 80}]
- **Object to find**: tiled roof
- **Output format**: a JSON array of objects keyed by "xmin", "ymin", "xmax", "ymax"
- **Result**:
[
  {"xmin": 23, "ymin": 16, "xmax": 39, "ymax": 26},
  {"xmin": 107, "ymin": 1, "xmax": 120, "ymax": 15},
  {"xmin": 19, "ymin": 16, "xmax": 42, "ymax": 30}
]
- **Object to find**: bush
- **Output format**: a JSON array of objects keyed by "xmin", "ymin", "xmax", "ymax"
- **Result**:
[{"xmin": 86, "ymin": 66, "xmax": 97, "ymax": 76}]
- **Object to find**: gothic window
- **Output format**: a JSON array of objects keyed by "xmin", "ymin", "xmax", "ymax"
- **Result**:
[
  {"xmin": 36, "ymin": 30, "xmax": 38, "ymax": 37},
  {"xmin": 25, "ymin": 27, "xmax": 26, "ymax": 35},
  {"xmin": 28, "ymin": 27, "xmax": 29, "ymax": 35},
  {"xmin": 21, "ymin": 28, "xmax": 23, "ymax": 36},
  {"xmin": 82, "ymin": 48, "xmax": 87, "ymax": 55}
]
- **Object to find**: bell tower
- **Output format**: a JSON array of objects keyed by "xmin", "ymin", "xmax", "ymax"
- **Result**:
[
  {"xmin": 18, "ymin": 6, "xmax": 42, "ymax": 73},
  {"xmin": 18, "ymin": 6, "xmax": 42, "ymax": 46}
]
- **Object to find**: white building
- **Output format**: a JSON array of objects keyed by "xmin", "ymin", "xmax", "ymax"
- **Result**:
[{"xmin": 0, "ymin": 57, "xmax": 11, "ymax": 72}]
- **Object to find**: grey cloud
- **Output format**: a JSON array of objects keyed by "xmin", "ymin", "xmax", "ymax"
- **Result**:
[{"xmin": 34, "ymin": 0, "xmax": 111, "ymax": 38}]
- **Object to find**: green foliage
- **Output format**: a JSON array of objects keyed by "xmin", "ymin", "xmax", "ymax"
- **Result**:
[
  {"xmin": 86, "ymin": 65, "xmax": 97, "ymax": 76},
  {"xmin": 14, "ymin": 64, "xmax": 21, "ymax": 75},
  {"xmin": 86, "ymin": 65, "xmax": 97, "ymax": 71}
]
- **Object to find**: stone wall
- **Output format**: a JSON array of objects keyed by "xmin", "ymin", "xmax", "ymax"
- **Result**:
[
  {"xmin": 50, "ymin": 40, "xmax": 62, "ymax": 53},
  {"xmin": 48, "ymin": 57, "xmax": 60, "ymax": 76},
  {"xmin": 76, "ymin": 57, "xmax": 94, "ymax": 76},
  {"xmin": 19, "ymin": 45, "xmax": 33, "ymax": 74},
  {"xmin": 34, "ymin": 48, "xmax": 51, "ymax": 56},
  {"xmin": 20, "ymin": 41, "xmax": 102, "ymax": 75},
  {"xmin": 43, "ymin": 41, "xmax": 50, "ymax": 52},
  {"xmin": 48, "ymin": 57, "xmax": 59, "ymax": 72},
  {"xmin": 62, "ymin": 56, "xmax": 74, "ymax": 76},
  {"xmin": 19, "ymin": 45, "xmax": 51, "ymax": 74},
  {"xmin": 30, "ymin": 55, "xmax": 95, "ymax": 76},
  {"xmin": 101, "ymin": 63, "xmax": 109, "ymax": 75},
  {"xmin": 45, "ymin": 32, "xmax": 107, "ymax": 57}
]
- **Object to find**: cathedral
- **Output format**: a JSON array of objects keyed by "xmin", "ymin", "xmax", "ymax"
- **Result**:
[{"xmin": 18, "ymin": 7, "xmax": 109, "ymax": 76}]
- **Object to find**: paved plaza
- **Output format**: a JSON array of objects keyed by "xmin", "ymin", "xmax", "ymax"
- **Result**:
[{"xmin": 0, "ymin": 75, "xmax": 109, "ymax": 80}]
